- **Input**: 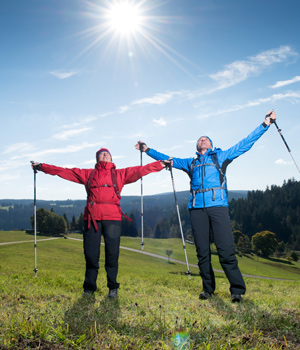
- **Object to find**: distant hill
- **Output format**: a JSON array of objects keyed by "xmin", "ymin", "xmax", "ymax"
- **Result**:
[{"xmin": 0, "ymin": 190, "xmax": 247, "ymax": 231}]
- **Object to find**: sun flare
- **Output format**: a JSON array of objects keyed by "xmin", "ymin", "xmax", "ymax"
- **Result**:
[{"xmin": 107, "ymin": 2, "xmax": 143, "ymax": 36}]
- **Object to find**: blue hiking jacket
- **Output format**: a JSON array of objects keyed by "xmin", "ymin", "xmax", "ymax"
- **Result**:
[{"xmin": 146, "ymin": 123, "xmax": 269, "ymax": 209}]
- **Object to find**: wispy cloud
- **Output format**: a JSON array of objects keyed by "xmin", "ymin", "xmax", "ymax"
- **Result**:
[
  {"xmin": 49, "ymin": 70, "xmax": 79, "ymax": 79},
  {"xmin": 12, "ymin": 142, "xmax": 100, "ymax": 161},
  {"xmin": 53, "ymin": 127, "xmax": 92, "ymax": 140},
  {"xmin": 2, "ymin": 142, "xmax": 34, "ymax": 154},
  {"xmin": 118, "ymin": 105, "xmax": 130, "ymax": 113},
  {"xmin": 197, "ymin": 91, "xmax": 300, "ymax": 119},
  {"xmin": 60, "ymin": 116, "xmax": 97, "ymax": 129},
  {"xmin": 275, "ymin": 158, "xmax": 293, "ymax": 165},
  {"xmin": 153, "ymin": 118, "xmax": 167, "ymax": 126},
  {"xmin": 270, "ymin": 76, "xmax": 300, "ymax": 89},
  {"xmin": 132, "ymin": 92, "xmax": 180, "ymax": 106},
  {"xmin": 210, "ymin": 46, "xmax": 297, "ymax": 90},
  {"xmin": 161, "ymin": 145, "xmax": 182, "ymax": 152}
]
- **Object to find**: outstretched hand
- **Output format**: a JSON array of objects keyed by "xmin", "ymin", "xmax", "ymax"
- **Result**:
[
  {"xmin": 31, "ymin": 162, "xmax": 42, "ymax": 171},
  {"xmin": 135, "ymin": 140, "xmax": 148, "ymax": 152},
  {"xmin": 265, "ymin": 110, "xmax": 276, "ymax": 126},
  {"xmin": 161, "ymin": 159, "xmax": 173, "ymax": 168}
]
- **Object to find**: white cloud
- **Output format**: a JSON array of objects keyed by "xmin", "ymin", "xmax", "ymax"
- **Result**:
[
  {"xmin": 132, "ymin": 92, "xmax": 179, "ymax": 106},
  {"xmin": 118, "ymin": 105, "xmax": 130, "ymax": 113},
  {"xmin": 2, "ymin": 142, "xmax": 34, "ymax": 154},
  {"xmin": 270, "ymin": 76, "xmax": 300, "ymax": 89},
  {"xmin": 210, "ymin": 45, "xmax": 297, "ymax": 90},
  {"xmin": 60, "ymin": 116, "xmax": 97, "ymax": 129},
  {"xmin": 153, "ymin": 118, "xmax": 167, "ymax": 126},
  {"xmin": 197, "ymin": 91, "xmax": 300, "ymax": 119},
  {"xmin": 49, "ymin": 70, "xmax": 79, "ymax": 79},
  {"xmin": 53, "ymin": 127, "xmax": 92, "ymax": 140},
  {"xmin": 275, "ymin": 158, "xmax": 293, "ymax": 165},
  {"xmin": 161, "ymin": 145, "xmax": 182, "ymax": 152},
  {"xmin": 14, "ymin": 142, "xmax": 100, "ymax": 161}
]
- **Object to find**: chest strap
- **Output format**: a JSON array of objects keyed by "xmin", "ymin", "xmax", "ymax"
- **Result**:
[
  {"xmin": 86, "ymin": 201, "xmax": 132, "ymax": 232},
  {"xmin": 191, "ymin": 185, "xmax": 226, "ymax": 207}
]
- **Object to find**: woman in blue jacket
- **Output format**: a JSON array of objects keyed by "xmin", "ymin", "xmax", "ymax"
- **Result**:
[{"xmin": 135, "ymin": 110, "xmax": 276, "ymax": 302}]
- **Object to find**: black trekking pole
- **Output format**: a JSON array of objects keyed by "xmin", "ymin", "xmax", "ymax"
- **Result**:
[
  {"xmin": 267, "ymin": 112, "xmax": 300, "ymax": 174},
  {"xmin": 30, "ymin": 161, "xmax": 38, "ymax": 277},
  {"xmin": 166, "ymin": 158, "xmax": 191, "ymax": 279},
  {"xmin": 138, "ymin": 143, "xmax": 145, "ymax": 250}
]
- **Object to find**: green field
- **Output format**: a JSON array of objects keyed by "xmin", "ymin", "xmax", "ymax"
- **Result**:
[{"xmin": 0, "ymin": 231, "xmax": 299, "ymax": 349}]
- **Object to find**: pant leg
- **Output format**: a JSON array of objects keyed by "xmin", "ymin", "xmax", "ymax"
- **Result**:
[
  {"xmin": 83, "ymin": 220, "xmax": 102, "ymax": 292},
  {"xmin": 208, "ymin": 207, "xmax": 246, "ymax": 295},
  {"xmin": 190, "ymin": 208, "xmax": 215, "ymax": 294},
  {"xmin": 102, "ymin": 220, "xmax": 121, "ymax": 290}
]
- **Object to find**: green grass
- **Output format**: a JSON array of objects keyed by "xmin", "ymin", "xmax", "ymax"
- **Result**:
[{"xmin": 0, "ymin": 231, "xmax": 300, "ymax": 349}]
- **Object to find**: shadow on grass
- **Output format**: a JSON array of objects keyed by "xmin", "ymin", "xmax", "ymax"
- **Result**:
[
  {"xmin": 169, "ymin": 271, "xmax": 200, "ymax": 277},
  {"xmin": 266, "ymin": 257, "xmax": 293, "ymax": 265},
  {"xmin": 63, "ymin": 292, "xmax": 182, "ymax": 347},
  {"xmin": 64, "ymin": 294, "xmax": 120, "ymax": 337},
  {"xmin": 208, "ymin": 293, "xmax": 300, "ymax": 349}
]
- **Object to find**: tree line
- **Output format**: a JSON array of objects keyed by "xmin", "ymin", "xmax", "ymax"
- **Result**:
[{"xmin": 1, "ymin": 179, "xmax": 300, "ymax": 258}]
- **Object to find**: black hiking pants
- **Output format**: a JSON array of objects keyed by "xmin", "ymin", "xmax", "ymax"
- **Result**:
[
  {"xmin": 190, "ymin": 207, "xmax": 246, "ymax": 295},
  {"xmin": 83, "ymin": 220, "xmax": 121, "ymax": 292}
]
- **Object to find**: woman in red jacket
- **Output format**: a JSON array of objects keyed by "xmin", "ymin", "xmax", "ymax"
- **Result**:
[{"xmin": 32, "ymin": 148, "xmax": 169, "ymax": 298}]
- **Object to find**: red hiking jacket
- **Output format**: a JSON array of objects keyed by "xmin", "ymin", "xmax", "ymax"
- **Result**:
[{"xmin": 41, "ymin": 161, "xmax": 163, "ymax": 227}]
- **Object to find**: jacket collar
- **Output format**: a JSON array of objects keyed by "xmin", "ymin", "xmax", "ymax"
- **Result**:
[{"xmin": 95, "ymin": 161, "xmax": 116, "ymax": 170}]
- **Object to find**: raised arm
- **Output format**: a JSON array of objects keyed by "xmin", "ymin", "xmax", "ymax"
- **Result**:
[
  {"xmin": 135, "ymin": 140, "xmax": 191, "ymax": 172},
  {"xmin": 219, "ymin": 110, "xmax": 277, "ymax": 162},
  {"xmin": 31, "ymin": 162, "xmax": 91, "ymax": 185}
]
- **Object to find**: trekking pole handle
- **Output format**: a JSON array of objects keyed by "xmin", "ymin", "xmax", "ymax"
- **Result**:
[
  {"xmin": 165, "ymin": 157, "xmax": 173, "ymax": 171},
  {"xmin": 30, "ymin": 161, "xmax": 38, "ymax": 174},
  {"xmin": 138, "ymin": 142, "xmax": 146, "ymax": 152}
]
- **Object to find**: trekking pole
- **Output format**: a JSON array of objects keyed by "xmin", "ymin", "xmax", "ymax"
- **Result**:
[
  {"xmin": 267, "ymin": 112, "xmax": 300, "ymax": 174},
  {"xmin": 30, "ymin": 161, "xmax": 38, "ymax": 277},
  {"xmin": 138, "ymin": 143, "xmax": 145, "ymax": 250},
  {"xmin": 166, "ymin": 158, "xmax": 191, "ymax": 279}
]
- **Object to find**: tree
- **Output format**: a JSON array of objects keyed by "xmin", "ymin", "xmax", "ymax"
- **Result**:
[
  {"xmin": 76, "ymin": 213, "xmax": 84, "ymax": 233},
  {"xmin": 165, "ymin": 249, "xmax": 173, "ymax": 262},
  {"xmin": 154, "ymin": 218, "xmax": 170, "ymax": 239},
  {"xmin": 63, "ymin": 213, "xmax": 69, "ymax": 230},
  {"xmin": 30, "ymin": 207, "xmax": 67, "ymax": 236},
  {"xmin": 290, "ymin": 252, "xmax": 299, "ymax": 262},
  {"xmin": 233, "ymin": 230, "xmax": 243, "ymax": 245},
  {"xmin": 252, "ymin": 231, "xmax": 278, "ymax": 257},
  {"xmin": 233, "ymin": 230, "xmax": 251, "ymax": 254},
  {"xmin": 70, "ymin": 215, "xmax": 77, "ymax": 231}
]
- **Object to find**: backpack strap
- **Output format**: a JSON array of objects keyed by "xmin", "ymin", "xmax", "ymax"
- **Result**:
[
  {"xmin": 85, "ymin": 167, "xmax": 131, "ymax": 231},
  {"xmin": 86, "ymin": 168, "xmax": 97, "ymax": 197},
  {"xmin": 110, "ymin": 167, "xmax": 121, "ymax": 199},
  {"xmin": 188, "ymin": 153, "xmax": 232, "ymax": 207}
]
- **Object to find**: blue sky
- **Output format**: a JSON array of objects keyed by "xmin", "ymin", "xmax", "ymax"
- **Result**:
[{"xmin": 1, "ymin": 0, "xmax": 300, "ymax": 200}]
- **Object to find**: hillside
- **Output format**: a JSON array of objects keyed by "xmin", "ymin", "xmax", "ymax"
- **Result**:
[
  {"xmin": 1, "ymin": 232, "xmax": 300, "ymax": 349},
  {"xmin": 0, "ymin": 190, "xmax": 247, "ymax": 231}
]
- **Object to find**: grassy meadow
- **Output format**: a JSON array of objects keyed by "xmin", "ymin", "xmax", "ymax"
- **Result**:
[{"xmin": 0, "ymin": 231, "xmax": 299, "ymax": 349}]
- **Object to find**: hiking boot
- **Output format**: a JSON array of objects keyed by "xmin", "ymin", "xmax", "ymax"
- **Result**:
[
  {"xmin": 108, "ymin": 288, "xmax": 118, "ymax": 299},
  {"xmin": 231, "ymin": 294, "xmax": 243, "ymax": 302},
  {"xmin": 199, "ymin": 291, "xmax": 213, "ymax": 300},
  {"xmin": 82, "ymin": 290, "xmax": 95, "ymax": 298}
]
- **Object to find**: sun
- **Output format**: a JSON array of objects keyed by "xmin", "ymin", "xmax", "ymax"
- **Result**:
[
  {"xmin": 75, "ymin": 1, "xmax": 195, "ymax": 77},
  {"xmin": 106, "ymin": 2, "xmax": 143, "ymax": 37}
]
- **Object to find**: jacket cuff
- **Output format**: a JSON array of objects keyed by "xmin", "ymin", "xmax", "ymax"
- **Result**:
[
  {"xmin": 262, "ymin": 122, "xmax": 268, "ymax": 128},
  {"xmin": 145, "ymin": 147, "xmax": 150, "ymax": 153}
]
